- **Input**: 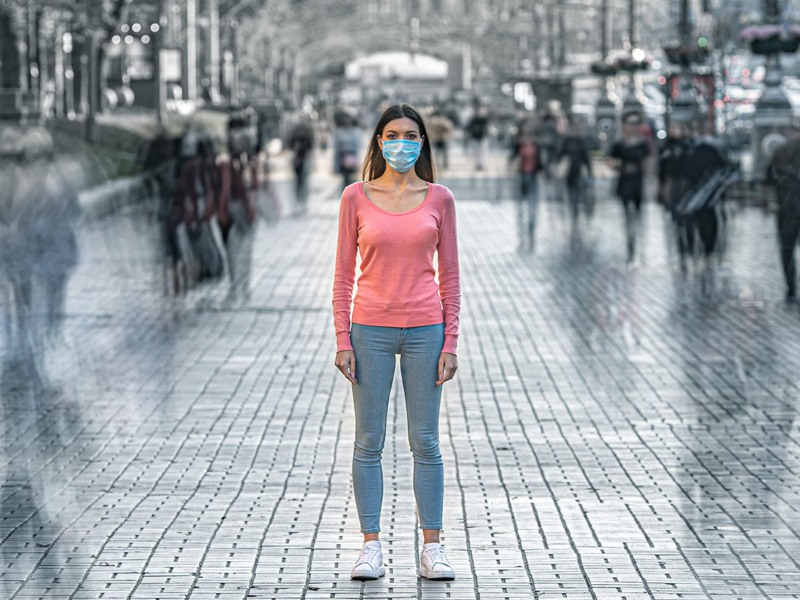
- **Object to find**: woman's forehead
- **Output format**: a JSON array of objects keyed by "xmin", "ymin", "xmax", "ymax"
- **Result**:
[{"xmin": 383, "ymin": 117, "xmax": 419, "ymax": 133}]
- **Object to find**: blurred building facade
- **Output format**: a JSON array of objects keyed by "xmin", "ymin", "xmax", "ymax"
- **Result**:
[
  {"xmin": 0, "ymin": 0, "xmax": 687, "ymax": 119},
  {"xmin": 4, "ymin": 0, "xmax": 788, "ymax": 132}
]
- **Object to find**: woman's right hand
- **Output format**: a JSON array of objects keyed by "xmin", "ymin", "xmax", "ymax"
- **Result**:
[{"xmin": 335, "ymin": 350, "xmax": 357, "ymax": 384}]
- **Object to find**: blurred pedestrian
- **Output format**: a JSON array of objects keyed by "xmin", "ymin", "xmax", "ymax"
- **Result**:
[
  {"xmin": 0, "ymin": 127, "xmax": 81, "ymax": 385},
  {"xmin": 177, "ymin": 122, "xmax": 204, "ymax": 180},
  {"xmin": 537, "ymin": 110, "xmax": 560, "ymax": 176},
  {"xmin": 558, "ymin": 116, "xmax": 594, "ymax": 221},
  {"xmin": 21, "ymin": 129, "xmax": 81, "ymax": 348},
  {"xmin": 139, "ymin": 126, "xmax": 178, "ymax": 221},
  {"xmin": 767, "ymin": 134, "xmax": 800, "ymax": 301},
  {"xmin": 657, "ymin": 121, "xmax": 688, "ymax": 209},
  {"xmin": 0, "ymin": 126, "xmax": 26, "ymax": 353},
  {"xmin": 658, "ymin": 120, "xmax": 694, "ymax": 267},
  {"xmin": 217, "ymin": 134, "xmax": 257, "ymax": 304},
  {"xmin": 228, "ymin": 108, "xmax": 261, "ymax": 189},
  {"xmin": 289, "ymin": 116, "xmax": 315, "ymax": 210},
  {"xmin": 510, "ymin": 121, "xmax": 542, "ymax": 252},
  {"xmin": 427, "ymin": 110, "xmax": 453, "ymax": 170},
  {"xmin": 333, "ymin": 114, "xmax": 361, "ymax": 190},
  {"xmin": 466, "ymin": 105, "xmax": 489, "ymax": 171},
  {"xmin": 333, "ymin": 104, "xmax": 460, "ymax": 582},
  {"xmin": 171, "ymin": 135, "xmax": 224, "ymax": 289},
  {"xmin": 608, "ymin": 112, "xmax": 651, "ymax": 262}
]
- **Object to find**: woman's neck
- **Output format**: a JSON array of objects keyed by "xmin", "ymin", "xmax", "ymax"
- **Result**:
[{"xmin": 375, "ymin": 168, "xmax": 423, "ymax": 189}]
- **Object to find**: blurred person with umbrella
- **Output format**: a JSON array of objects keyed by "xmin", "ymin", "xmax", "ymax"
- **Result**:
[{"xmin": 661, "ymin": 121, "xmax": 731, "ymax": 275}]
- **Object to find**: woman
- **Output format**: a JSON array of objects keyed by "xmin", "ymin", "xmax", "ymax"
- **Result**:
[
  {"xmin": 332, "ymin": 104, "xmax": 461, "ymax": 581},
  {"xmin": 609, "ymin": 112, "xmax": 651, "ymax": 262}
]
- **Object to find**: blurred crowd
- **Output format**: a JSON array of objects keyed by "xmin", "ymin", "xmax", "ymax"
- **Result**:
[
  {"xmin": 139, "ymin": 111, "xmax": 265, "ymax": 302},
  {"xmin": 501, "ymin": 100, "xmax": 742, "ymax": 281},
  {"xmin": 141, "ymin": 100, "xmax": 800, "ymax": 297},
  {"xmin": 3, "ymin": 92, "xmax": 789, "ymax": 352}
]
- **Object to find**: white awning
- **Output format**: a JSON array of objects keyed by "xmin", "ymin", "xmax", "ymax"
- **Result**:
[{"xmin": 345, "ymin": 52, "xmax": 448, "ymax": 81}]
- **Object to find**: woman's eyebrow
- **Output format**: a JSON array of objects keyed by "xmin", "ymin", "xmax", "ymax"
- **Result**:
[{"xmin": 384, "ymin": 128, "xmax": 419, "ymax": 134}]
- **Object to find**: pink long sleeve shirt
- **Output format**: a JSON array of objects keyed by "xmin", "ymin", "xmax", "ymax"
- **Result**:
[{"xmin": 332, "ymin": 181, "xmax": 461, "ymax": 355}]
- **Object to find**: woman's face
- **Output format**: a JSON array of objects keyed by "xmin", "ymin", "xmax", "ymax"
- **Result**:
[{"xmin": 379, "ymin": 117, "xmax": 422, "ymax": 146}]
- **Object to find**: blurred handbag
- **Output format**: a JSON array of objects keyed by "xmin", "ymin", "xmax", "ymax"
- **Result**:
[
  {"xmin": 228, "ymin": 198, "xmax": 251, "ymax": 233},
  {"xmin": 191, "ymin": 218, "xmax": 226, "ymax": 280}
]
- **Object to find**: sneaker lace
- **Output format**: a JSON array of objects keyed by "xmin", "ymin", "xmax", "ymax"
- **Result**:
[
  {"xmin": 424, "ymin": 545, "xmax": 448, "ymax": 566},
  {"xmin": 359, "ymin": 545, "xmax": 380, "ymax": 566}
]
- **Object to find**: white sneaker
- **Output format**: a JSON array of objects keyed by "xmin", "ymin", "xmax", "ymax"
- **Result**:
[
  {"xmin": 418, "ymin": 543, "xmax": 455, "ymax": 580},
  {"xmin": 351, "ymin": 541, "xmax": 385, "ymax": 580}
]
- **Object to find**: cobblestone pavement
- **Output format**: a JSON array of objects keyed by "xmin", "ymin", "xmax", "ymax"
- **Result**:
[{"xmin": 2, "ymin": 146, "xmax": 800, "ymax": 600}]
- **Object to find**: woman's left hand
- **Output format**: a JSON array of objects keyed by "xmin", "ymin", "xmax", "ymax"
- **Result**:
[{"xmin": 436, "ymin": 352, "xmax": 458, "ymax": 387}]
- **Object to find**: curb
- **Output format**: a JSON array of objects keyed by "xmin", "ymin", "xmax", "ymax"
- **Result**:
[{"xmin": 78, "ymin": 173, "xmax": 149, "ymax": 219}]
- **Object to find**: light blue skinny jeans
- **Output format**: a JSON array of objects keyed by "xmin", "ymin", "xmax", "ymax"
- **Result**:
[{"xmin": 349, "ymin": 323, "xmax": 445, "ymax": 533}]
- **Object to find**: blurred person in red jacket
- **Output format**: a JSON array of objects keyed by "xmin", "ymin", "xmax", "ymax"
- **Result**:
[
  {"xmin": 169, "ymin": 135, "xmax": 222, "ymax": 291},
  {"xmin": 510, "ymin": 120, "xmax": 543, "ymax": 252},
  {"xmin": 217, "ymin": 131, "xmax": 257, "ymax": 304}
]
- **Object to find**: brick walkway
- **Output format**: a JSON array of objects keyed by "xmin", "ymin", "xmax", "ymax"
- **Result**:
[{"xmin": 2, "ymin": 146, "xmax": 800, "ymax": 599}]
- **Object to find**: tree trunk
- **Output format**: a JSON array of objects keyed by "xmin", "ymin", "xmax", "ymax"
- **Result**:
[
  {"xmin": 763, "ymin": 0, "xmax": 781, "ymax": 20},
  {"xmin": 86, "ymin": 34, "xmax": 101, "ymax": 141},
  {"xmin": 0, "ymin": 7, "xmax": 21, "ymax": 89}
]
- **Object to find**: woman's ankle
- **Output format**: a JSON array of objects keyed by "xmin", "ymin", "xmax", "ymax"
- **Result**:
[{"xmin": 422, "ymin": 529, "xmax": 440, "ymax": 544}]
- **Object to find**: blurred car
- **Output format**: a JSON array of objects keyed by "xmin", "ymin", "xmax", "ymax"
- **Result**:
[{"xmin": 724, "ymin": 85, "xmax": 763, "ymax": 105}]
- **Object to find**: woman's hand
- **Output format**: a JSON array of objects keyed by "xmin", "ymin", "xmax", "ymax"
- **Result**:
[
  {"xmin": 436, "ymin": 352, "xmax": 458, "ymax": 387},
  {"xmin": 335, "ymin": 350, "xmax": 357, "ymax": 384}
]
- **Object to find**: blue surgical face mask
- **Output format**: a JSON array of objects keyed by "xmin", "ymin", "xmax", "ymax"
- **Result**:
[{"xmin": 381, "ymin": 139, "xmax": 422, "ymax": 173}]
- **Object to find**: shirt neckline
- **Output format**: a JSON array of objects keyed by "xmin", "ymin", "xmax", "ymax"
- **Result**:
[{"xmin": 359, "ymin": 181, "xmax": 432, "ymax": 215}]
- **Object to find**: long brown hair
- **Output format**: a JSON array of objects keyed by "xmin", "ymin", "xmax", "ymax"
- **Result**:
[{"xmin": 362, "ymin": 104, "xmax": 436, "ymax": 183}]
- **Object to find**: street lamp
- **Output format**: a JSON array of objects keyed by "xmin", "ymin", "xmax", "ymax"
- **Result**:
[
  {"xmin": 593, "ymin": 0, "xmax": 619, "ymax": 146},
  {"xmin": 669, "ymin": 0, "xmax": 701, "ymax": 125},
  {"xmin": 743, "ymin": 10, "xmax": 796, "ymax": 178},
  {"xmin": 621, "ymin": 0, "xmax": 645, "ymax": 115}
]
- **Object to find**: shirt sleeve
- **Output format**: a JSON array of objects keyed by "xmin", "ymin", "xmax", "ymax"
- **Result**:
[
  {"xmin": 437, "ymin": 190, "xmax": 461, "ymax": 355},
  {"xmin": 332, "ymin": 189, "xmax": 358, "ymax": 352}
]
